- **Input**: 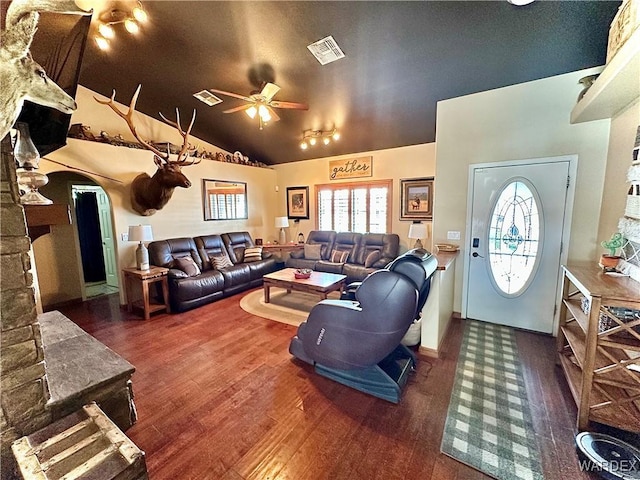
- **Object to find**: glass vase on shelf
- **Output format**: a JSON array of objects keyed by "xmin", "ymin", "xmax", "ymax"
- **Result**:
[{"xmin": 13, "ymin": 122, "xmax": 52, "ymax": 205}]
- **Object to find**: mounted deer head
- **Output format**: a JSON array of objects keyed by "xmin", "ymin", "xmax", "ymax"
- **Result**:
[
  {"xmin": 95, "ymin": 85, "xmax": 199, "ymax": 216},
  {"xmin": 0, "ymin": 0, "xmax": 90, "ymax": 140}
]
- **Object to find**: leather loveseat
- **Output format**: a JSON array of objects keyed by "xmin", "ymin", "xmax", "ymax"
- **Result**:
[
  {"xmin": 286, "ymin": 230, "xmax": 400, "ymax": 283},
  {"xmin": 148, "ymin": 231, "xmax": 279, "ymax": 312}
]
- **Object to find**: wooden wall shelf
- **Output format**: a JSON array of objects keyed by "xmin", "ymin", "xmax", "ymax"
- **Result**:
[
  {"xmin": 570, "ymin": 28, "xmax": 640, "ymax": 124},
  {"xmin": 24, "ymin": 204, "xmax": 71, "ymax": 241}
]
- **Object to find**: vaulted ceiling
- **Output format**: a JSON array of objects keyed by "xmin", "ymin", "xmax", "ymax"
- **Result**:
[{"xmin": 75, "ymin": 1, "xmax": 620, "ymax": 165}]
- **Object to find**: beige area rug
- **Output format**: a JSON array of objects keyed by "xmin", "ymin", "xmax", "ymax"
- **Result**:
[{"xmin": 240, "ymin": 288, "xmax": 340, "ymax": 326}]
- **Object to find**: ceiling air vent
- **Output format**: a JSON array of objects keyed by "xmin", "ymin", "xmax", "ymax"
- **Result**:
[
  {"xmin": 193, "ymin": 90, "xmax": 223, "ymax": 106},
  {"xmin": 307, "ymin": 35, "xmax": 345, "ymax": 65}
]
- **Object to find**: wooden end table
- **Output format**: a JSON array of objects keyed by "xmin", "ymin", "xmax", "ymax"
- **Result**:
[
  {"xmin": 262, "ymin": 268, "xmax": 346, "ymax": 303},
  {"xmin": 123, "ymin": 266, "xmax": 170, "ymax": 320}
]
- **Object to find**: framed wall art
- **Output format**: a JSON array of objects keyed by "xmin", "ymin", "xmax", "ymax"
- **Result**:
[
  {"xmin": 286, "ymin": 186, "xmax": 310, "ymax": 220},
  {"xmin": 400, "ymin": 177, "xmax": 434, "ymax": 221}
]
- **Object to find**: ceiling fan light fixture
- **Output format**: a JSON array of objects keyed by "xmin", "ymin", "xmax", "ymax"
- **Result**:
[
  {"xmin": 258, "ymin": 105, "xmax": 271, "ymax": 122},
  {"xmin": 309, "ymin": 137, "xmax": 317, "ymax": 146},
  {"xmin": 246, "ymin": 106, "xmax": 257, "ymax": 119},
  {"xmin": 300, "ymin": 141, "xmax": 308, "ymax": 150},
  {"xmin": 332, "ymin": 131, "xmax": 340, "ymax": 141},
  {"xmin": 323, "ymin": 137, "xmax": 331, "ymax": 145},
  {"xmin": 507, "ymin": 0, "xmax": 535, "ymax": 5}
]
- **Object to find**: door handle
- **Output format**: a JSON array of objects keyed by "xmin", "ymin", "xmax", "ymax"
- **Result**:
[{"xmin": 472, "ymin": 252, "xmax": 484, "ymax": 258}]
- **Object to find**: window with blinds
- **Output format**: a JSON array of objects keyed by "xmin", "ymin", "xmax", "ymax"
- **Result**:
[{"xmin": 316, "ymin": 180, "xmax": 392, "ymax": 233}]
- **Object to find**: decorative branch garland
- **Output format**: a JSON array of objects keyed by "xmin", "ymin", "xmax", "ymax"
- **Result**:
[{"xmin": 67, "ymin": 123, "xmax": 270, "ymax": 168}]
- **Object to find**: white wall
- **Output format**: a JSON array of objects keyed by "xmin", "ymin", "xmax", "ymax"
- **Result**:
[
  {"xmin": 272, "ymin": 143, "xmax": 436, "ymax": 250},
  {"xmin": 434, "ymin": 67, "xmax": 612, "ymax": 312},
  {"xmin": 36, "ymin": 86, "xmax": 278, "ymax": 306},
  {"xmin": 597, "ymin": 99, "xmax": 640, "ymax": 244}
]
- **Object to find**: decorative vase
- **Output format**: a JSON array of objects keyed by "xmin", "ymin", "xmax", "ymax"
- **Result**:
[{"xmin": 577, "ymin": 74, "xmax": 599, "ymax": 102}]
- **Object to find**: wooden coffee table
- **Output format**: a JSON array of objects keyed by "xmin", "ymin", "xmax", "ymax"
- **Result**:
[{"xmin": 263, "ymin": 268, "xmax": 346, "ymax": 303}]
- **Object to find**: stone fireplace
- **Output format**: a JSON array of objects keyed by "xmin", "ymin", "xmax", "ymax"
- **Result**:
[{"xmin": 0, "ymin": 142, "xmax": 136, "ymax": 478}]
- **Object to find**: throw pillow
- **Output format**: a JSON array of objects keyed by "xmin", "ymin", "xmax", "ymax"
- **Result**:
[
  {"xmin": 330, "ymin": 249, "xmax": 349, "ymax": 263},
  {"xmin": 243, "ymin": 246, "xmax": 263, "ymax": 263},
  {"xmin": 304, "ymin": 243, "xmax": 322, "ymax": 260},
  {"xmin": 172, "ymin": 256, "xmax": 201, "ymax": 277},
  {"xmin": 364, "ymin": 250, "xmax": 382, "ymax": 268},
  {"xmin": 210, "ymin": 253, "xmax": 233, "ymax": 269}
]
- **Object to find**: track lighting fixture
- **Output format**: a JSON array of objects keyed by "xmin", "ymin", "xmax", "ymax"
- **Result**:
[
  {"xmin": 95, "ymin": 1, "xmax": 148, "ymax": 51},
  {"xmin": 300, "ymin": 128, "xmax": 340, "ymax": 150}
]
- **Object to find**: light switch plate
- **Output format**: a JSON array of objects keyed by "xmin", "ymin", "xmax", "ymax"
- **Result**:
[
  {"xmin": 447, "ymin": 231, "xmax": 461, "ymax": 240},
  {"xmin": 121, "ymin": 233, "xmax": 128, "ymax": 241}
]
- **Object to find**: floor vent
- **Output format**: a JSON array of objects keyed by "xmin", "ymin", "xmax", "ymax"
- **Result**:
[
  {"xmin": 193, "ymin": 90, "xmax": 223, "ymax": 106},
  {"xmin": 307, "ymin": 35, "xmax": 345, "ymax": 65}
]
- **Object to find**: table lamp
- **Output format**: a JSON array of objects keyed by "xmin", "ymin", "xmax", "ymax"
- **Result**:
[
  {"xmin": 129, "ymin": 225, "xmax": 153, "ymax": 270},
  {"xmin": 275, "ymin": 216, "xmax": 289, "ymax": 244},
  {"xmin": 408, "ymin": 222, "xmax": 427, "ymax": 249}
]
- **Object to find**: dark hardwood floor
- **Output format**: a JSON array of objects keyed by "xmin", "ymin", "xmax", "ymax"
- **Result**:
[{"xmin": 56, "ymin": 290, "xmax": 605, "ymax": 480}]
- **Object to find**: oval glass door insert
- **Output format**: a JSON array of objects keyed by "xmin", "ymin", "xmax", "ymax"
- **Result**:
[{"xmin": 488, "ymin": 179, "xmax": 541, "ymax": 296}]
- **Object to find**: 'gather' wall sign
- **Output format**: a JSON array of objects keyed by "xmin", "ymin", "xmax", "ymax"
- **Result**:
[{"xmin": 329, "ymin": 156, "xmax": 373, "ymax": 180}]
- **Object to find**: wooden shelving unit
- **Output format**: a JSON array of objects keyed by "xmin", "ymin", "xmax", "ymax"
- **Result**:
[{"xmin": 557, "ymin": 263, "xmax": 640, "ymax": 432}]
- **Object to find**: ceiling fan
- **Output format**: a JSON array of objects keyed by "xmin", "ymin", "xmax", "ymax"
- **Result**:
[{"xmin": 209, "ymin": 82, "xmax": 308, "ymax": 129}]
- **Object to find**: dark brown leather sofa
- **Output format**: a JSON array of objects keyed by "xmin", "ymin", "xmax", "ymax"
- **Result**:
[
  {"xmin": 286, "ymin": 230, "xmax": 400, "ymax": 283},
  {"xmin": 148, "ymin": 231, "xmax": 279, "ymax": 312}
]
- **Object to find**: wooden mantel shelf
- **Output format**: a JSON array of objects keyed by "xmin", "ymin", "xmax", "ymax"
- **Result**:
[{"xmin": 24, "ymin": 204, "xmax": 71, "ymax": 241}]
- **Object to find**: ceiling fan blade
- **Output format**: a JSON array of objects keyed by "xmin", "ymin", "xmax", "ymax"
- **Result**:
[
  {"xmin": 209, "ymin": 88, "xmax": 253, "ymax": 102},
  {"xmin": 270, "ymin": 100, "xmax": 309, "ymax": 110},
  {"xmin": 222, "ymin": 104, "xmax": 252, "ymax": 114},
  {"xmin": 261, "ymin": 82, "xmax": 281, "ymax": 102},
  {"xmin": 267, "ymin": 106, "xmax": 280, "ymax": 122}
]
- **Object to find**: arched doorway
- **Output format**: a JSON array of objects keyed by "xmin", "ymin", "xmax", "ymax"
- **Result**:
[{"xmin": 35, "ymin": 172, "xmax": 119, "ymax": 308}]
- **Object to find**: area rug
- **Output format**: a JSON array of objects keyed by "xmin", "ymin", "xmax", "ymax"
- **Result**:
[
  {"xmin": 441, "ymin": 320, "xmax": 544, "ymax": 480},
  {"xmin": 239, "ymin": 289, "xmax": 340, "ymax": 326}
]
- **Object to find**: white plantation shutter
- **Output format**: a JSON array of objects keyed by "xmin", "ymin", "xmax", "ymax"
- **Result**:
[
  {"xmin": 351, "ymin": 188, "xmax": 367, "ymax": 233},
  {"xmin": 318, "ymin": 190, "xmax": 333, "ymax": 230},
  {"xmin": 369, "ymin": 187, "xmax": 387, "ymax": 233},
  {"xmin": 315, "ymin": 180, "xmax": 392, "ymax": 233}
]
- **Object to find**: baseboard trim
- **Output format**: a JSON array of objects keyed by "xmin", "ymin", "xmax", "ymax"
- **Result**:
[
  {"xmin": 43, "ymin": 297, "xmax": 83, "ymax": 312},
  {"xmin": 417, "ymin": 311, "xmax": 462, "ymax": 359},
  {"xmin": 418, "ymin": 345, "xmax": 439, "ymax": 359}
]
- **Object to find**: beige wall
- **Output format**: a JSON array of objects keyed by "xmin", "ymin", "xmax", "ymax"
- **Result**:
[
  {"xmin": 434, "ymin": 67, "xmax": 612, "ymax": 312},
  {"xmin": 272, "ymin": 144, "xmax": 436, "ymax": 251},
  {"xmin": 37, "ymin": 86, "xmax": 278, "ymax": 306},
  {"xmin": 597, "ymin": 99, "xmax": 640, "ymax": 244}
]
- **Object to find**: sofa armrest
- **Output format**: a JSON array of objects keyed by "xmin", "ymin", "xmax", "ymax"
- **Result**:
[
  {"xmin": 168, "ymin": 268, "xmax": 188, "ymax": 279},
  {"xmin": 375, "ymin": 256, "xmax": 396, "ymax": 269}
]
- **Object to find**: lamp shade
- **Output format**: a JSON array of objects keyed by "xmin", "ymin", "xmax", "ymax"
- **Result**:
[
  {"xmin": 408, "ymin": 222, "xmax": 427, "ymax": 239},
  {"xmin": 275, "ymin": 216, "xmax": 289, "ymax": 228},
  {"xmin": 128, "ymin": 225, "xmax": 153, "ymax": 242}
]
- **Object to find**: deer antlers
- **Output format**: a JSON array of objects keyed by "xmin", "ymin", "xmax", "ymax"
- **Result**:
[{"xmin": 94, "ymin": 85, "xmax": 200, "ymax": 166}]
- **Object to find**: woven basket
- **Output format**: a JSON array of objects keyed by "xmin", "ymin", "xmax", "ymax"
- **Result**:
[
  {"xmin": 626, "ymin": 183, "xmax": 640, "ymax": 220},
  {"xmin": 598, "ymin": 306, "xmax": 640, "ymax": 336},
  {"xmin": 607, "ymin": 0, "xmax": 640, "ymax": 63}
]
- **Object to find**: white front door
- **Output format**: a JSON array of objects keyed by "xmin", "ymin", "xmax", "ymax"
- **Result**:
[
  {"xmin": 96, "ymin": 189, "xmax": 118, "ymax": 288},
  {"xmin": 463, "ymin": 157, "xmax": 576, "ymax": 333}
]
